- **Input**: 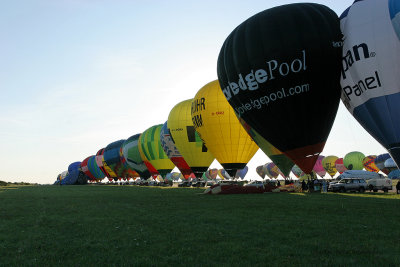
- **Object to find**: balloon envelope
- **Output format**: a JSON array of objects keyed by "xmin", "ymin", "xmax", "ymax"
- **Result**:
[
  {"xmin": 291, "ymin": 165, "xmax": 303, "ymax": 178},
  {"xmin": 256, "ymin": 165, "xmax": 266, "ymax": 179},
  {"xmin": 87, "ymin": 155, "xmax": 105, "ymax": 180},
  {"xmin": 217, "ymin": 3, "xmax": 342, "ymax": 174},
  {"xmin": 139, "ymin": 124, "xmax": 175, "ymax": 177},
  {"xmin": 168, "ymin": 99, "xmax": 215, "ymax": 178},
  {"xmin": 344, "ymin": 151, "xmax": 365, "ymax": 170},
  {"xmin": 81, "ymin": 156, "xmax": 96, "ymax": 180},
  {"xmin": 103, "ymin": 140, "xmax": 126, "ymax": 178},
  {"xmin": 335, "ymin": 158, "xmax": 347, "ymax": 174},
  {"xmin": 313, "ymin": 155, "xmax": 326, "ymax": 178},
  {"xmin": 235, "ymin": 166, "xmax": 248, "ymax": 179},
  {"xmin": 160, "ymin": 121, "xmax": 193, "ymax": 179},
  {"xmin": 374, "ymin": 153, "xmax": 391, "ymax": 175},
  {"xmin": 68, "ymin": 162, "xmax": 81, "ymax": 173},
  {"xmin": 218, "ymin": 169, "xmax": 231, "ymax": 180},
  {"xmin": 322, "ymin": 155, "xmax": 338, "ymax": 177},
  {"xmin": 265, "ymin": 162, "xmax": 280, "ymax": 179},
  {"xmin": 206, "ymin": 169, "xmax": 218, "ymax": 180},
  {"xmin": 389, "ymin": 169, "xmax": 400, "ymax": 179},
  {"xmin": 362, "ymin": 155, "xmax": 379, "ymax": 172},
  {"xmin": 340, "ymin": 0, "xmax": 400, "ymax": 169},
  {"xmin": 191, "ymin": 80, "xmax": 259, "ymax": 177},
  {"xmin": 384, "ymin": 158, "xmax": 398, "ymax": 173},
  {"xmin": 95, "ymin": 148, "xmax": 111, "ymax": 178},
  {"xmin": 122, "ymin": 134, "xmax": 151, "ymax": 179},
  {"xmin": 62, "ymin": 162, "xmax": 81, "ymax": 185}
]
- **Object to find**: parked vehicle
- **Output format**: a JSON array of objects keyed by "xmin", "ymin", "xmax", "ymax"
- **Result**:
[
  {"xmin": 337, "ymin": 170, "xmax": 385, "ymax": 180},
  {"xmin": 328, "ymin": 178, "xmax": 368, "ymax": 193},
  {"xmin": 244, "ymin": 180, "xmax": 264, "ymax": 189},
  {"xmin": 367, "ymin": 178, "xmax": 392, "ymax": 192}
]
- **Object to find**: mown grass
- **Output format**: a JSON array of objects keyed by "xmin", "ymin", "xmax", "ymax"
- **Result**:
[{"xmin": 0, "ymin": 185, "xmax": 399, "ymax": 266}]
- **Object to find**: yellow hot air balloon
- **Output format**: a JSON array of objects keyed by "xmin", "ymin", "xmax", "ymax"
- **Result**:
[
  {"xmin": 191, "ymin": 80, "xmax": 259, "ymax": 177},
  {"xmin": 322, "ymin": 155, "xmax": 338, "ymax": 178},
  {"xmin": 138, "ymin": 124, "xmax": 175, "ymax": 177},
  {"xmin": 168, "ymin": 99, "xmax": 215, "ymax": 178}
]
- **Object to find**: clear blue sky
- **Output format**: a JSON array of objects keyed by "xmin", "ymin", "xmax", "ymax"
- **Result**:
[{"xmin": 0, "ymin": 0, "xmax": 386, "ymax": 184}]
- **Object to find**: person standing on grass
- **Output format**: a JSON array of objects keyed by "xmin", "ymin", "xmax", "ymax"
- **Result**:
[
  {"xmin": 396, "ymin": 181, "xmax": 400, "ymax": 194},
  {"xmin": 301, "ymin": 180, "xmax": 307, "ymax": 192}
]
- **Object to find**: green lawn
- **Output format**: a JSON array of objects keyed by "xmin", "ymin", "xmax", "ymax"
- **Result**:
[{"xmin": 0, "ymin": 185, "xmax": 399, "ymax": 266}]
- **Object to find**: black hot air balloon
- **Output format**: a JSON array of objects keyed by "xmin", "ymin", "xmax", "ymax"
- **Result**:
[{"xmin": 217, "ymin": 3, "xmax": 342, "ymax": 174}]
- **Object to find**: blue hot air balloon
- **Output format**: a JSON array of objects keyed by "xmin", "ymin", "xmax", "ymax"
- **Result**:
[
  {"xmin": 340, "ymin": 0, "xmax": 400, "ymax": 168},
  {"xmin": 61, "ymin": 161, "xmax": 81, "ymax": 185}
]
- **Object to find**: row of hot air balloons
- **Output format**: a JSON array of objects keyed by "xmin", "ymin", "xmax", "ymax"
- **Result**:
[
  {"xmin": 58, "ymin": 1, "xmax": 400, "ymax": 184},
  {"xmin": 255, "ymin": 152, "xmax": 400, "ymax": 180},
  {"xmin": 56, "ymin": 81, "xmax": 259, "ymax": 185}
]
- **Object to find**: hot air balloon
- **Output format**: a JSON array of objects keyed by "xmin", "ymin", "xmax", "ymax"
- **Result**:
[
  {"xmin": 265, "ymin": 162, "xmax": 280, "ymax": 179},
  {"xmin": 191, "ymin": 80, "xmax": 259, "ymax": 177},
  {"xmin": 322, "ymin": 155, "xmax": 338, "ymax": 178},
  {"xmin": 61, "ymin": 162, "xmax": 81, "ymax": 185},
  {"xmin": 291, "ymin": 165, "xmax": 303, "ymax": 178},
  {"xmin": 160, "ymin": 121, "xmax": 193, "ymax": 179},
  {"xmin": 217, "ymin": 3, "xmax": 342, "ymax": 174},
  {"xmin": 340, "ymin": 0, "xmax": 400, "ymax": 169},
  {"xmin": 218, "ymin": 169, "xmax": 231, "ymax": 180},
  {"xmin": 205, "ymin": 169, "xmax": 219, "ymax": 180},
  {"xmin": 375, "ymin": 153, "xmax": 391, "ymax": 175},
  {"xmin": 389, "ymin": 169, "xmax": 400, "ymax": 179},
  {"xmin": 363, "ymin": 155, "xmax": 379, "ymax": 172},
  {"xmin": 139, "ymin": 124, "xmax": 175, "ymax": 177},
  {"xmin": 256, "ymin": 165, "xmax": 266, "ymax": 179},
  {"xmin": 122, "ymin": 134, "xmax": 151, "ymax": 179},
  {"xmin": 95, "ymin": 148, "xmax": 112, "ymax": 178},
  {"xmin": 335, "ymin": 158, "xmax": 347, "ymax": 174},
  {"xmin": 235, "ymin": 166, "xmax": 249, "ymax": 179},
  {"xmin": 81, "ymin": 156, "xmax": 96, "ymax": 181},
  {"xmin": 313, "ymin": 155, "xmax": 326, "ymax": 178},
  {"xmin": 168, "ymin": 99, "xmax": 215, "ymax": 178},
  {"xmin": 56, "ymin": 170, "xmax": 68, "ymax": 184},
  {"xmin": 165, "ymin": 172, "xmax": 182, "ymax": 181},
  {"xmin": 384, "ymin": 158, "xmax": 398, "ymax": 173},
  {"xmin": 344, "ymin": 151, "xmax": 365, "ymax": 170},
  {"xmin": 118, "ymin": 147, "xmax": 140, "ymax": 179},
  {"xmin": 87, "ymin": 155, "xmax": 105, "ymax": 180},
  {"xmin": 103, "ymin": 140, "xmax": 126, "ymax": 178}
]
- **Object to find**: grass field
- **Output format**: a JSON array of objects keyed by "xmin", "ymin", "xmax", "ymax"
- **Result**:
[{"xmin": 0, "ymin": 185, "xmax": 399, "ymax": 266}]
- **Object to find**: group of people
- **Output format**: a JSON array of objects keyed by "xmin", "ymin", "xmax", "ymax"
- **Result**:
[{"xmin": 301, "ymin": 178, "xmax": 328, "ymax": 193}]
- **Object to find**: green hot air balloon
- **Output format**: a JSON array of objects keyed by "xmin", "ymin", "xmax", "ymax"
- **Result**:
[
  {"xmin": 139, "ymin": 124, "xmax": 176, "ymax": 177},
  {"xmin": 122, "ymin": 134, "xmax": 151, "ymax": 179},
  {"xmin": 344, "ymin": 151, "xmax": 365, "ymax": 170}
]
